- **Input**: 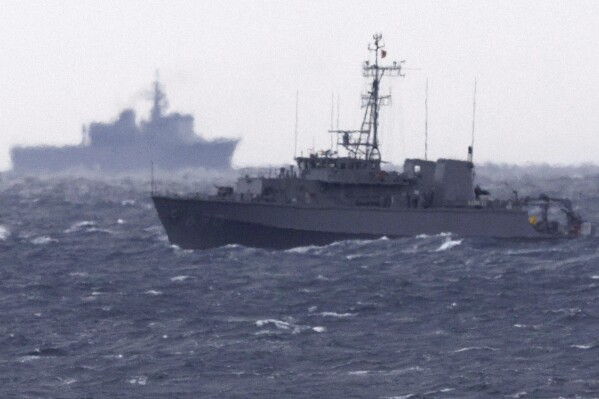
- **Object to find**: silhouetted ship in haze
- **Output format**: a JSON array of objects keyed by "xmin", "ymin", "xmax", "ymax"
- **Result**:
[
  {"xmin": 152, "ymin": 34, "xmax": 591, "ymax": 250},
  {"xmin": 10, "ymin": 77, "xmax": 239, "ymax": 173}
]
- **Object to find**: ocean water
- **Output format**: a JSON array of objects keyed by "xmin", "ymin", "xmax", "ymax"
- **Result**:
[{"xmin": 1, "ymin": 170, "xmax": 599, "ymax": 398}]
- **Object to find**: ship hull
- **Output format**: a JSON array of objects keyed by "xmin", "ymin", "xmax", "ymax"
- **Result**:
[
  {"xmin": 10, "ymin": 140, "xmax": 238, "ymax": 173},
  {"xmin": 152, "ymin": 196, "xmax": 545, "ymax": 250}
]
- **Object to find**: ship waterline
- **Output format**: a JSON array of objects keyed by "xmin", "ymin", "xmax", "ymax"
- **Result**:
[{"xmin": 153, "ymin": 196, "xmax": 543, "ymax": 250}]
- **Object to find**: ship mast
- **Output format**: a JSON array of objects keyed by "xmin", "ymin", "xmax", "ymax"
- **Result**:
[
  {"xmin": 330, "ymin": 34, "xmax": 404, "ymax": 161},
  {"xmin": 150, "ymin": 70, "xmax": 168, "ymax": 122}
]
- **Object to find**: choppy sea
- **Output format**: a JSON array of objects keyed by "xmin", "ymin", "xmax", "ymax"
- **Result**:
[{"xmin": 2, "ymin": 167, "xmax": 599, "ymax": 398}]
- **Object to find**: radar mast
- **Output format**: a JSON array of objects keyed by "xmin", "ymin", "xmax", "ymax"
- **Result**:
[
  {"xmin": 330, "ymin": 33, "xmax": 405, "ymax": 161},
  {"xmin": 150, "ymin": 70, "xmax": 168, "ymax": 122}
]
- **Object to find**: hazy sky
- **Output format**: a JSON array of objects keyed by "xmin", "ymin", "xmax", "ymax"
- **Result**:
[{"xmin": 1, "ymin": 1, "xmax": 598, "ymax": 170}]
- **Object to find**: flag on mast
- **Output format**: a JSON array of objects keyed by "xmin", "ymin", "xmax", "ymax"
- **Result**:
[{"xmin": 381, "ymin": 50, "xmax": 387, "ymax": 58}]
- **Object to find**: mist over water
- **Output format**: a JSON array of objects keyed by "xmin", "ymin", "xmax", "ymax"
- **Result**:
[{"xmin": 2, "ymin": 165, "xmax": 599, "ymax": 397}]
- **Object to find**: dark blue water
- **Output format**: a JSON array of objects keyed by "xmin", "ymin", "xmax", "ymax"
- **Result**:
[{"xmin": 2, "ymin": 172, "xmax": 599, "ymax": 398}]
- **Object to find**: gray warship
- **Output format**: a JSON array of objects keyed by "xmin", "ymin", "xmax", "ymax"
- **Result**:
[
  {"xmin": 10, "ymin": 77, "xmax": 239, "ymax": 173},
  {"xmin": 153, "ymin": 34, "xmax": 591, "ymax": 250}
]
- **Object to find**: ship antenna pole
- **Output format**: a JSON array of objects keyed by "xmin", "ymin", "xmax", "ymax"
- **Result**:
[
  {"xmin": 372, "ymin": 35, "xmax": 381, "ymax": 160},
  {"xmin": 330, "ymin": 93, "xmax": 334, "ymax": 150},
  {"xmin": 469, "ymin": 77, "xmax": 477, "ymax": 163},
  {"xmin": 294, "ymin": 90, "xmax": 299, "ymax": 159},
  {"xmin": 336, "ymin": 94, "xmax": 340, "ymax": 153},
  {"xmin": 336, "ymin": 94, "xmax": 340, "ymax": 130},
  {"xmin": 425, "ymin": 77, "xmax": 429, "ymax": 161}
]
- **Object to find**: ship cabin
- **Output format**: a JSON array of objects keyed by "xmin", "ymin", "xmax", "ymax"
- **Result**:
[
  {"xmin": 294, "ymin": 154, "xmax": 399, "ymax": 185},
  {"xmin": 228, "ymin": 154, "xmax": 479, "ymax": 210}
]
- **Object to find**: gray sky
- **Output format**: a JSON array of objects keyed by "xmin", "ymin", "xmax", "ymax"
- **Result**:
[{"xmin": 1, "ymin": 0, "xmax": 598, "ymax": 170}]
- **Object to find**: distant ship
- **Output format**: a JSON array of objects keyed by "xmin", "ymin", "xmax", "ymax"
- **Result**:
[
  {"xmin": 10, "ymin": 76, "xmax": 239, "ymax": 173},
  {"xmin": 152, "ymin": 34, "xmax": 591, "ymax": 250}
]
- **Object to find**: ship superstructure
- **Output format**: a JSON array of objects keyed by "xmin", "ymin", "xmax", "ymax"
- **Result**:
[
  {"xmin": 152, "ymin": 34, "xmax": 590, "ymax": 249},
  {"xmin": 10, "ymin": 76, "xmax": 239, "ymax": 173}
]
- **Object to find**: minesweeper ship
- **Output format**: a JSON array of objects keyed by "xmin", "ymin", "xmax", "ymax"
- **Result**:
[
  {"xmin": 10, "ymin": 76, "xmax": 239, "ymax": 173},
  {"xmin": 153, "ymin": 34, "xmax": 591, "ymax": 250}
]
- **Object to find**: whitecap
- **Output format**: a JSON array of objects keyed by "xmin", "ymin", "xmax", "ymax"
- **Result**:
[
  {"xmin": 121, "ymin": 199, "xmax": 136, "ymax": 206},
  {"xmin": 117, "ymin": 219, "xmax": 125, "ymax": 224},
  {"xmin": 346, "ymin": 254, "xmax": 363, "ymax": 260},
  {"xmin": 286, "ymin": 245, "xmax": 321, "ymax": 254},
  {"xmin": 145, "ymin": 290, "xmax": 163, "ymax": 296},
  {"xmin": 254, "ymin": 329, "xmax": 280, "ymax": 336},
  {"xmin": 572, "ymin": 344, "xmax": 593, "ymax": 349},
  {"xmin": 453, "ymin": 346, "xmax": 497, "ymax": 353},
  {"xmin": 172, "ymin": 246, "xmax": 193, "ymax": 255},
  {"xmin": 348, "ymin": 370, "xmax": 369, "ymax": 376},
  {"xmin": 0, "ymin": 225, "xmax": 10, "ymax": 240},
  {"xmin": 507, "ymin": 391, "xmax": 528, "ymax": 398},
  {"xmin": 319, "ymin": 312, "xmax": 356, "ymax": 318},
  {"xmin": 31, "ymin": 236, "xmax": 57, "ymax": 245},
  {"xmin": 128, "ymin": 376, "xmax": 147, "ymax": 385},
  {"xmin": 143, "ymin": 225, "xmax": 164, "ymax": 234},
  {"xmin": 308, "ymin": 306, "xmax": 318, "ymax": 312},
  {"xmin": 170, "ymin": 275, "xmax": 190, "ymax": 282},
  {"xmin": 385, "ymin": 366, "xmax": 424, "ymax": 375},
  {"xmin": 436, "ymin": 238, "xmax": 463, "ymax": 252},
  {"xmin": 591, "ymin": 275, "xmax": 599, "ymax": 280},
  {"xmin": 18, "ymin": 355, "xmax": 40, "ymax": 363},
  {"xmin": 255, "ymin": 319, "xmax": 291, "ymax": 330},
  {"xmin": 86, "ymin": 227, "xmax": 114, "ymax": 234},
  {"xmin": 64, "ymin": 220, "xmax": 96, "ymax": 233},
  {"xmin": 58, "ymin": 377, "xmax": 77, "ymax": 385},
  {"xmin": 513, "ymin": 324, "xmax": 527, "ymax": 328},
  {"xmin": 312, "ymin": 326, "xmax": 326, "ymax": 333},
  {"xmin": 222, "ymin": 243, "xmax": 243, "ymax": 249}
]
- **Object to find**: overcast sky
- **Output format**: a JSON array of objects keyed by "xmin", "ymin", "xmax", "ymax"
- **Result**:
[{"xmin": 1, "ymin": 1, "xmax": 598, "ymax": 170}]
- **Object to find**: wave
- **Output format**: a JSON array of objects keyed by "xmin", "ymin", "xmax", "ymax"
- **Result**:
[
  {"xmin": 285, "ymin": 245, "xmax": 323, "ymax": 254},
  {"xmin": 255, "ymin": 319, "xmax": 292, "ymax": 330},
  {"xmin": 255, "ymin": 318, "xmax": 325, "ymax": 334},
  {"xmin": 436, "ymin": 238, "xmax": 463, "ymax": 252},
  {"xmin": 127, "ymin": 376, "xmax": 147, "ymax": 385},
  {"xmin": 453, "ymin": 346, "xmax": 498, "ymax": 353},
  {"xmin": 571, "ymin": 344, "xmax": 594, "ymax": 350},
  {"xmin": 31, "ymin": 236, "xmax": 57, "ymax": 245},
  {"xmin": 0, "ymin": 225, "xmax": 10, "ymax": 240},
  {"xmin": 319, "ymin": 312, "xmax": 356, "ymax": 318},
  {"xmin": 64, "ymin": 220, "xmax": 97, "ymax": 233},
  {"xmin": 170, "ymin": 275, "xmax": 190, "ymax": 282}
]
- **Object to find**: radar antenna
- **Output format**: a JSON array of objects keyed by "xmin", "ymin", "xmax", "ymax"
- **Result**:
[{"xmin": 330, "ymin": 33, "xmax": 405, "ymax": 161}]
